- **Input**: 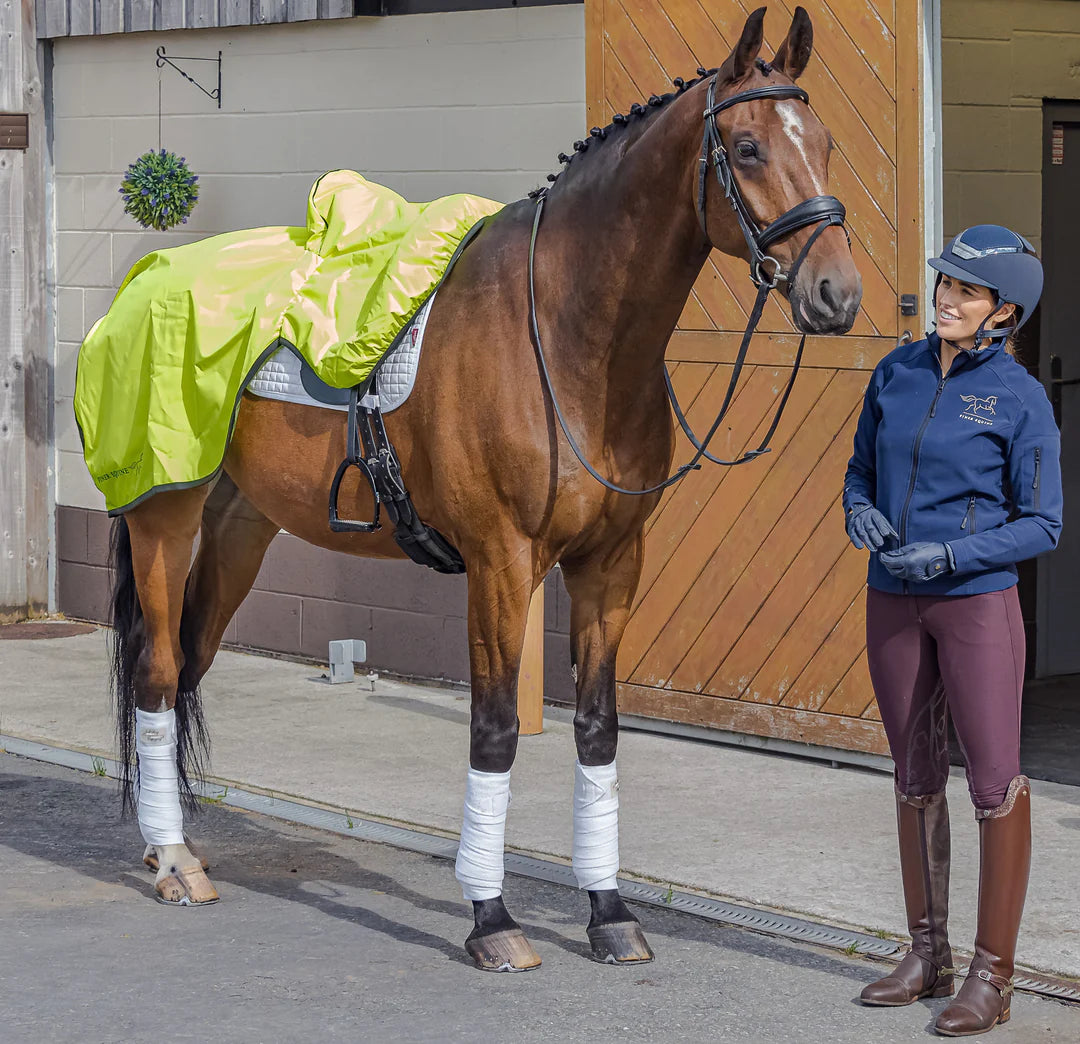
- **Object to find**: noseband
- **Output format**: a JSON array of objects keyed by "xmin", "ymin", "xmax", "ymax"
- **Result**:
[{"xmin": 527, "ymin": 74, "xmax": 852, "ymax": 496}]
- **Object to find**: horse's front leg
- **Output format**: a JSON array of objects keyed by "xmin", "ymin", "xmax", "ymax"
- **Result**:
[
  {"xmin": 562, "ymin": 538, "xmax": 655, "ymax": 964},
  {"xmin": 456, "ymin": 551, "xmax": 542, "ymax": 972}
]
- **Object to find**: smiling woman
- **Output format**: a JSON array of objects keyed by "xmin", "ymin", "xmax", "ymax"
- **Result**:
[{"xmin": 843, "ymin": 224, "xmax": 1061, "ymax": 1037}]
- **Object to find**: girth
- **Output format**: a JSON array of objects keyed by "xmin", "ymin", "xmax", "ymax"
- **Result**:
[{"xmin": 327, "ymin": 376, "xmax": 465, "ymax": 574}]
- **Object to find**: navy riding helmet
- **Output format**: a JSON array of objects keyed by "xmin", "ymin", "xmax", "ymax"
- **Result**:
[{"xmin": 928, "ymin": 224, "xmax": 1044, "ymax": 344}]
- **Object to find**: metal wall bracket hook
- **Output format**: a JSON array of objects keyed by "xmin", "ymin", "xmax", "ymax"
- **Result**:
[{"xmin": 155, "ymin": 47, "xmax": 222, "ymax": 109}]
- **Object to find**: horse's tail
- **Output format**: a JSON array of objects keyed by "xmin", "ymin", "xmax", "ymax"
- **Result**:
[
  {"xmin": 109, "ymin": 515, "xmax": 141, "ymax": 814},
  {"xmin": 109, "ymin": 514, "xmax": 210, "ymax": 815}
]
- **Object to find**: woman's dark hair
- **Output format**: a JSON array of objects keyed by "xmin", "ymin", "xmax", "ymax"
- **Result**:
[{"xmin": 996, "ymin": 306, "xmax": 1022, "ymax": 358}]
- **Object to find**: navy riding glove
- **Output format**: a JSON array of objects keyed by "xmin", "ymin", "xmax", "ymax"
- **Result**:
[
  {"xmin": 845, "ymin": 501, "xmax": 899, "ymax": 551},
  {"xmin": 879, "ymin": 542, "xmax": 956, "ymax": 582}
]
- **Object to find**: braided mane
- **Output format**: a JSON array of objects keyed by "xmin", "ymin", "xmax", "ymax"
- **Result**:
[{"xmin": 529, "ymin": 59, "xmax": 774, "ymax": 199}]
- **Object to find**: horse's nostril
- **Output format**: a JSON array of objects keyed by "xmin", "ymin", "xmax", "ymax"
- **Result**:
[{"xmin": 817, "ymin": 278, "xmax": 837, "ymax": 313}]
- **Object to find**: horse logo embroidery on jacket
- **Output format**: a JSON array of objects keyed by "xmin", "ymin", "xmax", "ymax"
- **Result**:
[{"xmin": 959, "ymin": 394, "xmax": 997, "ymax": 426}]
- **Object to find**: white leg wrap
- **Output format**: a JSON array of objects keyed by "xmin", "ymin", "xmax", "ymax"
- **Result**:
[
  {"xmin": 455, "ymin": 768, "xmax": 511, "ymax": 901},
  {"xmin": 135, "ymin": 708, "xmax": 186, "ymax": 847},
  {"xmin": 572, "ymin": 760, "xmax": 620, "ymax": 892}
]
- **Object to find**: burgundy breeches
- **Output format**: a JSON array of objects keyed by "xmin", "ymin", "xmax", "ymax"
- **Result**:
[{"xmin": 865, "ymin": 586, "xmax": 1025, "ymax": 810}]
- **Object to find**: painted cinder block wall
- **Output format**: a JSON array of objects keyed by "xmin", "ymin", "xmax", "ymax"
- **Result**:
[
  {"xmin": 52, "ymin": 9, "xmax": 584, "ymax": 694},
  {"xmin": 939, "ymin": 0, "xmax": 1080, "ymax": 668},
  {"xmin": 941, "ymin": 0, "xmax": 1080, "ymax": 255}
]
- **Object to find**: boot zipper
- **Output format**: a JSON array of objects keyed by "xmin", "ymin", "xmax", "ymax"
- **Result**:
[{"xmin": 960, "ymin": 494, "xmax": 976, "ymax": 533}]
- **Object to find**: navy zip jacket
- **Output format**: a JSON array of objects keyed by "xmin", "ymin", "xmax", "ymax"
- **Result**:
[{"xmin": 843, "ymin": 332, "xmax": 1062, "ymax": 596}]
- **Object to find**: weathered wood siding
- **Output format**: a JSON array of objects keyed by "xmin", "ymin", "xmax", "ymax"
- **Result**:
[
  {"xmin": 1, "ymin": 0, "xmax": 50, "ymax": 622},
  {"xmin": 36, "ymin": 0, "xmax": 355, "ymax": 38},
  {"xmin": 588, "ymin": 0, "xmax": 926, "ymax": 754}
]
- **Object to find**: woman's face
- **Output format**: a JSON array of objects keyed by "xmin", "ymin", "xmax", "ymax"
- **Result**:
[{"xmin": 936, "ymin": 275, "xmax": 1015, "ymax": 345}]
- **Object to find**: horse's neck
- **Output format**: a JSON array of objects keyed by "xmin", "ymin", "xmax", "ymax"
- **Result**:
[{"xmin": 541, "ymin": 92, "xmax": 732, "ymax": 382}]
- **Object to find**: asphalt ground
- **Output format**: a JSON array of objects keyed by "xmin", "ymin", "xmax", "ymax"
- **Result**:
[{"xmin": 2, "ymin": 753, "xmax": 1078, "ymax": 1044}]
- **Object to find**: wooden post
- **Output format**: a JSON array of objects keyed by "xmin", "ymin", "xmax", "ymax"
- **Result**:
[
  {"xmin": 517, "ymin": 583, "xmax": 545, "ymax": 735},
  {"xmin": 0, "ymin": 0, "xmax": 49, "ymax": 623}
]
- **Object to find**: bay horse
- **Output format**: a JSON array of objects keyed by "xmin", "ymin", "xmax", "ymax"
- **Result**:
[{"xmin": 107, "ymin": 6, "xmax": 861, "ymax": 971}]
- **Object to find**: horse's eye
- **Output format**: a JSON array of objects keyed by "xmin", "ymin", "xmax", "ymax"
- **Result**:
[{"xmin": 735, "ymin": 140, "xmax": 758, "ymax": 159}]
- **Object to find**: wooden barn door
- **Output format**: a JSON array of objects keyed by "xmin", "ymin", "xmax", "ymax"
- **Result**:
[{"xmin": 589, "ymin": 0, "xmax": 926, "ymax": 754}]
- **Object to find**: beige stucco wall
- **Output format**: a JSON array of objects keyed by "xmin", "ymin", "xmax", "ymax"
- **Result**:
[
  {"xmin": 52, "ymin": 8, "xmax": 585, "ymax": 509},
  {"xmin": 941, "ymin": 0, "xmax": 1080, "ymax": 251}
]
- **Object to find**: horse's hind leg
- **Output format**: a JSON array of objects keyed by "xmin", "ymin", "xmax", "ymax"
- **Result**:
[
  {"xmin": 456, "ymin": 547, "xmax": 542, "ymax": 972},
  {"xmin": 182, "ymin": 473, "xmax": 281, "ymax": 683},
  {"xmin": 561, "ymin": 536, "xmax": 654, "ymax": 964},
  {"xmin": 141, "ymin": 474, "xmax": 280, "ymax": 874},
  {"xmin": 118, "ymin": 485, "xmax": 219, "ymax": 906}
]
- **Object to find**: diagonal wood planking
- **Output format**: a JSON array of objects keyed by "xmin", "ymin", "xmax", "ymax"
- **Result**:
[
  {"xmin": 599, "ymin": 0, "xmax": 899, "ymax": 338},
  {"xmin": 590, "ymin": 0, "xmax": 920, "ymax": 752},
  {"xmin": 629, "ymin": 372, "xmax": 859, "ymax": 686},
  {"xmin": 666, "ymin": 380, "xmax": 865, "ymax": 693}
]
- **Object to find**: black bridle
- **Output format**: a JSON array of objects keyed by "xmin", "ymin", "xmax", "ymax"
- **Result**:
[
  {"xmin": 696, "ymin": 77, "xmax": 846, "ymax": 290},
  {"xmin": 527, "ymin": 74, "xmax": 850, "ymax": 496}
]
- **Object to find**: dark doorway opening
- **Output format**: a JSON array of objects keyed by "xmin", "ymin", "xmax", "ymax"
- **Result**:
[{"xmin": 1019, "ymin": 99, "xmax": 1080, "ymax": 786}]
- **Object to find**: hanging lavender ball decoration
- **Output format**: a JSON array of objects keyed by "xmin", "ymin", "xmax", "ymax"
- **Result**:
[{"xmin": 119, "ymin": 149, "xmax": 199, "ymax": 231}]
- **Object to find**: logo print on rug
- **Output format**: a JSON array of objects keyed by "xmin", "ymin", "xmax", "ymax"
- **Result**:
[{"xmin": 959, "ymin": 394, "xmax": 997, "ymax": 427}]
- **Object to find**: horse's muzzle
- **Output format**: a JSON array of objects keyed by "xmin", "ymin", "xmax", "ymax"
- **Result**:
[{"xmin": 790, "ymin": 275, "xmax": 862, "ymax": 336}]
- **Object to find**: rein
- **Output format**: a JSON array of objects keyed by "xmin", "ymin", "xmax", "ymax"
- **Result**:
[{"xmin": 527, "ymin": 75, "xmax": 848, "ymax": 496}]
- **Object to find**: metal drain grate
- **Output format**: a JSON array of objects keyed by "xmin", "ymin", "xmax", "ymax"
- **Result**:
[
  {"xmin": 1013, "ymin": 975, "xmax": 1080, "ymax": 1002},
  {"xmin": 7, "ymin": 732, "xmax": 1080, "ymax": 1002},
  {"xmin": 616, "ymin": 878, "xmax": 897, "ymax": 955}
]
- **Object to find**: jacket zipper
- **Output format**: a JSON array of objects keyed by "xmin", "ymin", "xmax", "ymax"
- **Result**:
[
  {"xmin": 899, "ymin": 377, "xmax": 949, "ymax": 543},
  {"xmin": 1033, "ymin": 447, "xmax": 1041, "ymax": 511},
  {"xmin": 897, "ymin": 376, "xmax": 949, "ymax": 594},
  {"xmin": 960, "ymin": 494, "xmax": 976, "ymax": 534}
]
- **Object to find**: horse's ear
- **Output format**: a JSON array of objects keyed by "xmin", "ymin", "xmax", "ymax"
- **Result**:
[
  {"xmin": 718, "ymin": 7, "xmax": 766, "ymax": 84},
  {"xmin": 773, "ymin": 6, "xmax": 814, "ymax": 81}
]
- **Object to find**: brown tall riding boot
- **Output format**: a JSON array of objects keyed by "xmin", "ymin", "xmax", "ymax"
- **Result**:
[
  {"xmin": 935, "ymin": 776, "xmax": 1031, "ymax": 1037},
  {"xmin": 861, "ymin": 788, "xmax": 955, "ymax": 1006}
]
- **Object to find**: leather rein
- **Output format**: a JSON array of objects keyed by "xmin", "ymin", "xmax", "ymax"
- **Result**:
[{"xmin": 527, "ymin": 75, "xmax": 849, "ymax": 497}]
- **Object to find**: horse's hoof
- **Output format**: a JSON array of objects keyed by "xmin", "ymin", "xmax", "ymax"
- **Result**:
[
  {"xmin": 587, "ymin": 921, "xmax": 655, "ymax": 964},
  {"xmin": 154, "ymin": 865, "xmax": 220, "ymax": 906},
  {"xmin": 465, "ymin": 929, "xmax": 542, "ymax": 972},
  {"xmin": 143, "ymin": 841, "xmax": 209, "ymax": 873}
]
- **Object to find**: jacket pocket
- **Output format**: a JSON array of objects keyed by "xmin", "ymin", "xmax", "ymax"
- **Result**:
[
  {"xmin": 1033, "ymin": 448, "xmax": 1041, "ymax": 511},
  {"xmin": 960, "ymin": 494, "xmax": 977, "ymax": 534}
]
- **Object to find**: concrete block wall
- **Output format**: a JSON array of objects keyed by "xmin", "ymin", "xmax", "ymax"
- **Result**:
[
  {"xmin": 51, "ymin": 9, "xmax": 584, "ymax": 694},
  {"xmin": 52, "ymin": 8, "xmax": 585, "ymax": 509},
  {"xmin": 55, "ymin": 504, "xmax": 576, "ymax": 700},
  {"xmin": 941, "ymin": 0, "xmax": 1080, "ymax": 253}
]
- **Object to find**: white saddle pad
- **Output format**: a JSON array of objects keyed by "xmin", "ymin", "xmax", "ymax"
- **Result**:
[{"xmin": 247, "ymin": 293, "xmax": 435, "ymax": 414}]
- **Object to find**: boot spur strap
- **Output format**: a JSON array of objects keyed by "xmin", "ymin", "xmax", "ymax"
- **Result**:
[{"xmin": 974, "ymin": 969, "xmax": 1013, "ymax": 996}]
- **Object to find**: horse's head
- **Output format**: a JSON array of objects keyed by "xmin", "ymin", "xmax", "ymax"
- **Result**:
[{"xmin": 700, "ymin": 6, "xmax": 862, "ymax": 336}]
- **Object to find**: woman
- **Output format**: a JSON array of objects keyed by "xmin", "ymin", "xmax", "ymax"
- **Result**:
[{"xmin": 843, "ymin": 224, "xmax": 1062, "ymax": 1036}]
